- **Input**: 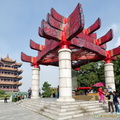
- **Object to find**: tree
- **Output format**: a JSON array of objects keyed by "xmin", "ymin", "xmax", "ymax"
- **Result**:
[
  {"xmin": 75, "ymin": 61, "xmax": 105, "ymax": 87},
  {"xmin": 72, "ymin": 56, "xmax": 120, "ymax": 95},
  {"xmin": 42, "ymin": 81, "xmax": 52, "ymax": 97},
  {"xmin": 0, "ymin": 89, "xmax": 5, "ymax": 95},
  {"xmin": 112, "ymin": 55, "xmax": 120, "ymax": 93},
  {"xmin": 0, "ymin": 89, "xmax": 9, "ymax": 98}
]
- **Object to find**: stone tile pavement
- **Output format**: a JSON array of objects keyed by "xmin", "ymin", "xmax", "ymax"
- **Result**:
[
  {"xmin": 0, "ymin": 100, "xmax": 120, "ymax": 120},
  {"xmin": 0, "ymin": 102, "xmax": 50, "ymax": 120}
]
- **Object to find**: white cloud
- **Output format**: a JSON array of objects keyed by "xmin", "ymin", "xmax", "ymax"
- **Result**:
[
  {"xmin": 110, "ymin": 23, "xmax": 118, "ymax": 33},
  {"xmin": 107, "ymin": 23, "xmax": 120, "ymax": 48},
  {"xmin": 97, "ymin": 23, "xmax": 119, "ymax": 39},
  {"xmin": 115, "ymin": 36, "xmax": 120, "ymax": 47}
]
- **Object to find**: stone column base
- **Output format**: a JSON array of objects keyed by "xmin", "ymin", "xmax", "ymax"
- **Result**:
[{"xmin": 56, "ymin": 97, "xmax": 75, "ymax": 102}]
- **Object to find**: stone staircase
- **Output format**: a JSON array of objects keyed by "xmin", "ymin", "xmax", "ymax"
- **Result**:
[{"xmin": 16, "ymin": 99, "xmax": 108, "ymax": 120}]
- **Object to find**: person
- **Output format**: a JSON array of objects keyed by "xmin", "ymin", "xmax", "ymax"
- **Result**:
[
  {"xmin": 52, "ymin": 89, "xmax": 56, "ymax": 98},
  {"xmin": 39, "ymin": 89, "xmax": 41, "ymax": 97},
  {"xmin": 85, "ymin": 89, "xmax": 88, "ymax": 95},
  {"xmin": 98, "ymin": 87, "xmax": 106, "ymax": 103},
  {"xmin": 14, "ymin": 93, "xmax": 17, "ymax": 102},
  {"xmin": 17, "ymin": 94, "xmax": 21, "ymax": 101},
  {"xmin": 21, "ymin": 94, "xmax": 24, "ymax": 99},
  {"xmin": 107, "ymin": 86, "xmax": 112, "ymax": 92},
  {"xmin": 4, "ymin": 95, "xmax": 7, "ymax": 103},
  {"xmin": 28, "ymin": 87, "xmax": 32, "ymax": 99},
  {"xmin": 57, "ymin": 85, "xmax": 59, "ymax": 98},
  {"xmin": 24, "ymin": 94, "xmax": 27, "ymax": 99},
  {"xmin": 113, "ymin": 91, "xmax": 120, "ymax": 114},
  {"xmin": 106, "ymin": 91, "xmax": 114, "ymax": 113}
]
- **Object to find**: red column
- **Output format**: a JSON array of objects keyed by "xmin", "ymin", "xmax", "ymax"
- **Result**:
[{"xmin": 31, "ymin": 57, "xmax": 40, "ymax": 68}]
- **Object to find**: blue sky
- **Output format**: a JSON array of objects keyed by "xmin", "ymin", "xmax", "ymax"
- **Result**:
[{"xmin": 0, "ymin": 0, "xmax": 120, "ymax": 92}]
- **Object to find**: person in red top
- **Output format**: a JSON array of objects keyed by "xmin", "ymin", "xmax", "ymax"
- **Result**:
[{"xmin": 98, "ymin": 87, "xmax": 106, "ymax": 103}]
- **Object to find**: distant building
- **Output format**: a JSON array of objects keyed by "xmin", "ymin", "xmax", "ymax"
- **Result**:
[{"xmin": 0, "ymin": 55, "xmax": 23, "ymax": 92}]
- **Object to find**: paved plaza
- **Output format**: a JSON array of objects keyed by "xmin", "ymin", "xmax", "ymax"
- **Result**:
[
  {"xmin": 0, "ymin": 100, "xmax": 120, "ymax": 120},
  {"xmin": 0, "ymin": 102, "xmax": 50, "ymax": 120}
]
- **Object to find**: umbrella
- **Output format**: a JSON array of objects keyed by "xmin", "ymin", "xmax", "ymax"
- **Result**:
[{"xmin": 93, "ymin": 82, "xmax": 105, "ymax": 87}]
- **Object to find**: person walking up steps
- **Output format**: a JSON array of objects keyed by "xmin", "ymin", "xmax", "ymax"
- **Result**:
[{"xmin": 98, "ymin": 87, "xmax": 106, "ymax": 103}]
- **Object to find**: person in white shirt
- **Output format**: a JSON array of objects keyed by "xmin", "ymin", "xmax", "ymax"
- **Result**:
[{"xmin": 107, "ymin": 85, "xmax": 112, "ymax": 92}]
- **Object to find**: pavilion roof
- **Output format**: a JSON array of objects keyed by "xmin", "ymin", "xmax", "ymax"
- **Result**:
[{"xmin": 21, "ymin": 3, "xmax": 120, "ymax": 69}]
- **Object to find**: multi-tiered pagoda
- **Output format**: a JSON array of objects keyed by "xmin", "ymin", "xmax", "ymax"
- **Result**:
[{"xmin": 0, "ymin": 55, "xmax": 22, "ymax": 92}]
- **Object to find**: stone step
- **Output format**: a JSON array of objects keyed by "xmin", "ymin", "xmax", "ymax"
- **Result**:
[
  {"xmin": 20, "ymin": 103, "xmax": 44, "ymax": 110},
  {"xmin": 45, "ymin": 103, "xmax": 104, "ymax": 111},
  {"xmin": 19, "ymin": 100, "xmax": 106, "ymax": 110},
  {"xmin": 40, "ymin": 111, "xmax": 58, "ymax": 120},
  {"xmin": 80, "ymin": 104, "xmax": 100, "ymax": 108},
  {"xmin": 41, "ymin": 111, "xmax": 79, "ymax": 120},
  {"xmin": 21, "ymin": 101, "xmax": 105, "ymax": 108},
  {"xmin": 44, "ymin": 108, "xmax": 83, "ymax": 116},
  {"xmin": 19, "ymin": 102, "xmax": 45, "ymax": 109},
  {"xmin": 42, "ymin": 104, "xmax": 105, "ymax": 116},
  {"xmin": 20, "ymin": 101, "xmax": 44, "ymax": 107},
  {"xmin": 45, "ymin": 100, "xmax": 99, "ymax": 106},
  {"xmin": 40, "ymin": 109, "xmax": 105, "ymax": 120},
  {"xmin": 86, "ymin": 107, "xmax": 104, "ymax": 111},
  {"xmin": 72, "ymin": 113, "xmax": 84, "ymax": 118},
  {"xmin": 93, "ymin": 109, "xmax": 106, "ymax": 114},
  {"xmin": 83, "ymin": 110, "xmax": 105, "ymax": 116},
  {"xmin": 16, "ymin": 99, "xmax": 107, "ymax": 120},
  {"xmin": 42, "ymin": 100, "xmax": 99, "ymax": 104},
  {"xmin": 46, "ymin": 106, "xmax": 66, "ymax": 112},
  {"xmin": 19, "ymin": 100, "xmax": 103, "ymax": 107},
  {"xmin": 80, "ymin": 102, "xmax": 103, "ymax": 106},
  {"xmin": 49, "ymin": 102, "xmax": 102, "ymax": 108},
  {"xmin": 48, "ymin": 106, "xmax": 80, "ymax": 112}
]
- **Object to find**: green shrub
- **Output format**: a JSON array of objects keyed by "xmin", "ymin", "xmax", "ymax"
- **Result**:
[
  {"xmin": 0, "ymin": 89, "xmax": 5, "ymax": 94},
  {"xmin": 42, "ymin": 81, "xmax": 52, "ymax": 97},
  {"xmin": 0, "ymin": 90, "xmax": 10, "ymax": 99}
]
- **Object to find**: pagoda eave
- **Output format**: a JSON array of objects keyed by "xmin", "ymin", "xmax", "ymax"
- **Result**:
[
  {"xmin": 0, "ymin": 81, "xmax": 22, "ymax": 86},
  {"xmin": 13, "ymin": 63, "xmax": 22, "ymax": 67},
  {"xmin": 1, "ymin": 58, "xmax": 16, "ymax": 63},
  {"xmin": 0, "ymin": 67, "xmax": 23, "ymax": 74},
  {"xmin": 0, "ymin": 74, "xmax": 22, "ymax": 79},
  {"xmin": 0, "ymin": 67, "xmax": 17, "ymax": 71}
]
